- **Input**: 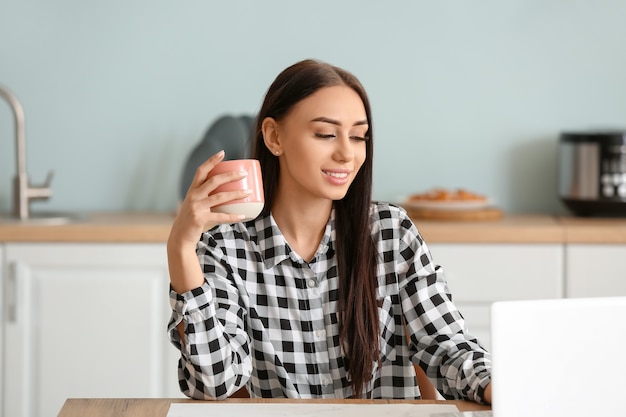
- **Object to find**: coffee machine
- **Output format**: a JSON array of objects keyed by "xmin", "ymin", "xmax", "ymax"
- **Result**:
[{"xmin": 559, "ymin": 130, "xmax": 626, "ymax": 216}]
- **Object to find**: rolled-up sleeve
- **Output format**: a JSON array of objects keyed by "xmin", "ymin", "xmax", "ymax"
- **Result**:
[
  {"xmin": 396, "ymin": 215, "xmax": 491, "ymax": 404},
  {"xmin": 167, "ymin": 241, "xmax": 252, "ymax": 400}
]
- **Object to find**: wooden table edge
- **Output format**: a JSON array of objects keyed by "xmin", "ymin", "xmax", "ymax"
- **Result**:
[{"xmin": 57, "ymin": 398, "xmax": 491, "ymax": 416}]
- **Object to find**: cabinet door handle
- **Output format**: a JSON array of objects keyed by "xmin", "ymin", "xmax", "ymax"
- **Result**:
[{"xmin": 6, "ymin": 262, "xmax": 21, "ymax": 323}]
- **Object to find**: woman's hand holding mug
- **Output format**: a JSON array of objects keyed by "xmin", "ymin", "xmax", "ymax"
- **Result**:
[
  {"xmin": 167, "ymin": 150, "xmax": 264, "ymax": 294},
  {"xmin": 170, "ymin": 150, "xmax": 264, "ymax": 248}
]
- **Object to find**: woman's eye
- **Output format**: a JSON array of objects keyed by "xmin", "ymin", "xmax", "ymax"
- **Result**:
[
  {"xmin": 351, "ymin": 135, "xmax": 369, "ymax": 142},
  {"xmin": 315, "ymin": 133, "xmax": 335, "ymax": 139}
]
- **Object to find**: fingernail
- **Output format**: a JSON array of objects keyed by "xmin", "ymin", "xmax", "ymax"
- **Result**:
[
  {"xmin": 243, "ymin": 189, "xmax": 253, "ymax": 194},
  {"xmin": 239, "ymin": 170, "xmax": 248, "ymax": 176}
]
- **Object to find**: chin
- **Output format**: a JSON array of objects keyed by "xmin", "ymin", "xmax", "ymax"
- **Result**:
[
  {"xmin": 328, "ymin": 191, "xmax": 350, "ymax": 201},
  {"xmin": 316, "ymin": 184, "xmax": 352, "ymax": 202}
]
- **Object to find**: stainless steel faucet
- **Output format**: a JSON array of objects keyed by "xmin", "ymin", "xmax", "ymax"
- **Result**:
[{"xmin": 0, "ymin": 85, "xmax": 53, "ymax": 220}]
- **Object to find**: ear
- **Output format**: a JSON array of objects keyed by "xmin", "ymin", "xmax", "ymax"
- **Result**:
[{"xmin": 261, "ymin": 117, "xmax": 282, "ymax": 156}]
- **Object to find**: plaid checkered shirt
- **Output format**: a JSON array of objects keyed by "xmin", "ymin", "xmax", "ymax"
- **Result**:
[{"xmin": 168, "ymin": 202, "xmax": 491, "ymax": 402}]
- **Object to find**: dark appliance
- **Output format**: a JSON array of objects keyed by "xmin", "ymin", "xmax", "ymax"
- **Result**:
[{"xmin": 559, "ymin": 130, "xmax": 626, "ymax": 216}]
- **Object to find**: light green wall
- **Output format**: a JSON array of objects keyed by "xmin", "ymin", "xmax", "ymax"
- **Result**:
[{"xmin": 2, "ymin": 1, "xmax": 626, "ymax": 215}]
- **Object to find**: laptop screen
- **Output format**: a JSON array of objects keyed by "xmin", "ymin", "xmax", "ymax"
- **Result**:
[{"xmin": 490, "ymin": 297, "xmax": 626, "ymax": 417}]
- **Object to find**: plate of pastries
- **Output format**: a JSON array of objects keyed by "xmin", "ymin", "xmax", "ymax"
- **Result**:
[{"xmin": 402, "ymin": 188, "xmax": 492, "ymax": 211}]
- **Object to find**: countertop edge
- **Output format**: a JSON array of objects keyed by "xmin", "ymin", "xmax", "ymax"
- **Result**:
[
  {"xmin": 2, "ymin": 212, "xmax": 626, "ymax": 244},
  {"xmin": 413, "ymin": 215, "xmax": 566, "ymax": 244},
  {"xmin": 0, "ymin": 212, "xmax": 173, "ymax": 243}
]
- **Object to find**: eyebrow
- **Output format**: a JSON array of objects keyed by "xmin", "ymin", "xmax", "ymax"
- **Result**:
[{"xmin": 310, "ymin": 116, "xmax": 368, "ymax": 127}]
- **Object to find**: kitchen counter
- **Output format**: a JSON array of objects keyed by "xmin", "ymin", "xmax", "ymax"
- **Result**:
[
  {"xmin": 558, "ymin": 216, "xmax": 626, "ymax": 243},
  {"xmin": 416, "ymin": 215, "xmax": 626, "ymax": 244},
  {"xmin": 1, "ymin": 212, "xmax": 626, "ymax": 244},
  {"xmin": 0, "ymin": 212, "xmax": 174, "ymax": 242},
  {"xmin": 414, "ymin": 215, "xmax": 565, "ymax": 243}
]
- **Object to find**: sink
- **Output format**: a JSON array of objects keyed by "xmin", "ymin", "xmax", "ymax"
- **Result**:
[{"xmin": 0, "ymin": 211, "xmax": 86, "ymax": 225}]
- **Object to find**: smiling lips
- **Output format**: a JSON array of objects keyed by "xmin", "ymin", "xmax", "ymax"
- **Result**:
[{"xmin": 323, "ymin": 169, "xmax": 351, "ymax": 185}]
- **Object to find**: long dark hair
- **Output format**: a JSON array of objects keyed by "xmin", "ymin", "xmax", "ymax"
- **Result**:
[{"xmin": 252, "ymin": 59, "xmax": 379, "ymax": 397}]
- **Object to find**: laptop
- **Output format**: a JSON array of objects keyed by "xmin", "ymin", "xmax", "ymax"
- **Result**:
[{"xmin": 435, "ymin": 296, "xmax": 626, "ymax": 417}]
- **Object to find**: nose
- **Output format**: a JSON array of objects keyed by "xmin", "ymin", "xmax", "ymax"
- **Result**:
[{"xmin": 333, "ymin": 134, "xmax": 355, "ymax": 162}]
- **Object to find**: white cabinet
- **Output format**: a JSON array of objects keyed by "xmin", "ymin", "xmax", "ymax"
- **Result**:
[
  {"xmin": 1, "ymin": 243, "xmax": 183, "ymax": 417},
  {"xmin": 427, "ymin": 243, "xmax": 564, "ymax": 350},
  {"xmin": 565, "ymin": 244, "xmax": 626, "ymax": 297},
  {"xmin": 0, "ymin": 245, "xmax": 4, "ymax": 415}
]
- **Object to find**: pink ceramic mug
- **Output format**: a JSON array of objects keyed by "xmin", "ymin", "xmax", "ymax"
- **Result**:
[{"xmin": 208, "ymin": 159, "xmax": 264, "ymax": 221}]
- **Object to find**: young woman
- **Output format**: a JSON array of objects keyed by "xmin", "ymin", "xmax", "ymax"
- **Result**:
[{"xmin": 167, "ymin": 59, "xmax": 492, "ymax": 403}]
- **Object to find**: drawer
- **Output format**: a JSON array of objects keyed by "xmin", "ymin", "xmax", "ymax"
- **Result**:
[
  {"xmin": 566, "ymin": 244, "xmax": 626, "ymax": 297},
  {"xmin": 428, "ymin": 243, "xmax": 564, "ymax": 302}
]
